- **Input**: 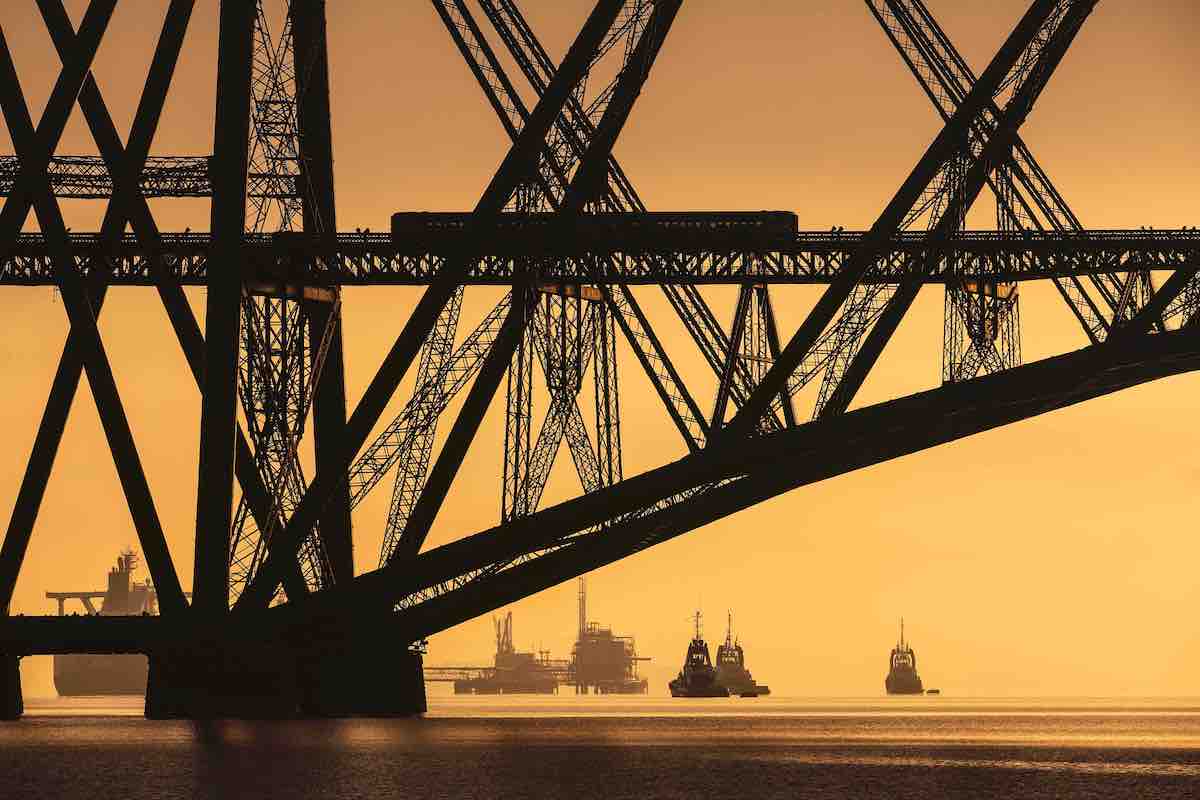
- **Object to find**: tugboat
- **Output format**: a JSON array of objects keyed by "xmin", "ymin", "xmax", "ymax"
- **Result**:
[
  {"xmin": 714, "ymin": 611, "xmax": 770, "ymax": 697},
  {"xmin": 668, "ymin": 611, "xmax": 729, "ymax": 697},
  {"xmin": 884, "ymin": 618, "xmax": 924, "ymax": 695}
]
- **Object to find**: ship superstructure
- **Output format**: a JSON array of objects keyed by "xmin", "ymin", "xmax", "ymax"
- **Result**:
[
  {"xmin": 884, "ymin": 618, "xmax": 924, "ymax": 695},
  {"xmin": 713, "ymin": 611, "xmax": 770, "ymax": 697},
  {"xmin": 668, "ymin": 611, "xmax": 728, "ymax": 698},
  {"xmin": 48, "ymin": 550, "xmax": 156, "ymax": 696}
]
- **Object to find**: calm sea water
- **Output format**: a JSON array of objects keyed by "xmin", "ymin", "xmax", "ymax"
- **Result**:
[{"xmin": 4, "ymin": 695, "xmax": 1199, "ymax": 799}]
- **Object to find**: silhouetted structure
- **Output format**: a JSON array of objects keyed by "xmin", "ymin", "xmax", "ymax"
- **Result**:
[
  {"xmin": 48, "ymin": 550, "xmax": 157, "ymax": 696},
  {"xmin": 449, "ymin": 612, "xmax": 564, "ymax": 694},
  {"xmin": 568, "ymin": 578, "xmax": 648, "ymax": 694},
  {"xmin": 885, "ymin": 619, "xmax": 925, "ymax": 696},
  {"xmin": 713, "ymin": 612, "xmax": 770, "ymax": 697},
  {"xmin": 0, "ymin": 0, "xmax": 1196, "ymax": 720},
  {"xmin": 669, "ymin": 612, "xmax": 728, "ymax": 697}
]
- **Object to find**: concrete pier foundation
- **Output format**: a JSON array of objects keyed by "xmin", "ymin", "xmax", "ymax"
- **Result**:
[
  {"xmin": 145, "ymin": 639, "xmax": 300, "ymax": 719},
  {"xmin": 297, "ymin": 636, "xmax": 426, "ymax": 717},
  {"xmin": 145, "ymin": 634, "xmax": 425, "ymax": 719},
  {"xmin": 0, "ymin": 655, "xmax": 21, "ymax": 720}
]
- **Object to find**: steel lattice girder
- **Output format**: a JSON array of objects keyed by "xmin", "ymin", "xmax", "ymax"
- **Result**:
[
  {"xmin": 0, "ymin": 229, "xmax": 1196, "ymax": 286},
  {"xmin": 0, "ymin": 154, "xmax": 304, "ymax": 200},
  {"xmin": 1, "ymin": 0, "xmax": 1195, "ymax": 658},
  {"xmin": 3, "ymin": 324, "xmax": 1200, "ymax": 656},
  {"xmin": 231, "ymin": 324, "xmax": 1200, "ymax": 639},
  {"xmin": 233, "ymin": 0, "xmax": 638, "ymax": 610}
]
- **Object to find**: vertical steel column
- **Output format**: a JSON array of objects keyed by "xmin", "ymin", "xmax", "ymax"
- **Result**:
[
  {"xmin": 293, "ymin": 0, "xmax": 353, "ymax": 583},
  {"xmin": 194, "ymin": 0, "xmax": 255, "ymax": 616},
  {"xmin": 593, "ymin": 301, "xmax": 621, "ymax": 487},
  {"xmin": 501, "ymin": 305, "xmax": 534, "ymax": 523},
  {"xmin": 236, "ymin": 0, "xmax": 628, "ymax": 609}
]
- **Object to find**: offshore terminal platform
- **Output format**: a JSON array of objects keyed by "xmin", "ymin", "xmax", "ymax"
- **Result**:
[
  {"xmin": 428, "ymin": 578, "xmax": 648, "ymax": 694},
  {"xmin": 2, "ymin": 0, "xmax": 1200, "ymax": 718}
]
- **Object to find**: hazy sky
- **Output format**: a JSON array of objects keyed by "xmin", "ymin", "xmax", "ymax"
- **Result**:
[{"xmin": 2, "ymin": 1, "xmax": 1199, "ymax": 698}]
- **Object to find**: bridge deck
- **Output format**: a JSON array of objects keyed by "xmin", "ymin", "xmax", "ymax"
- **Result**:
[
  {"xmin": 2, "ymin": 229, "xmax": 1197, "ymax": 286},
  {"xmin": 0, "ymin": 616, "xmax": 163, "ymax": 655}
]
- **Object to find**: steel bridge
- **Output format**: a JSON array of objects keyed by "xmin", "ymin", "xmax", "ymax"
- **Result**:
[{"xmin": 1, "ymin": 0, "xmax": 1196, "ymax": 718}]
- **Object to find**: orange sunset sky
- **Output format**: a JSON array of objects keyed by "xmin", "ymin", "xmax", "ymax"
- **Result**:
[{"xmin": 1, "ymin": 1, "xmax": 1199, "ymax": 697}]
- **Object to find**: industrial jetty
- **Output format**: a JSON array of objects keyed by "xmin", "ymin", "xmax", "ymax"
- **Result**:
[
  {"xmin": 47, "ymin": 550, "xmax": 155, "ymax": 696},
  {"xmin": 885, "ymin": 619, "xmax": 925, "ymax": 695},
  {"xmin": 426, "ymin": 578, "xmax": 648, "ymax": 695},
  {"xmin": 713, "ymin": 612, "xmax": 770, "ymax": 697},
  {"xmin": 450, "ymin": 612, "xmax": 564, "ymax": 695}
]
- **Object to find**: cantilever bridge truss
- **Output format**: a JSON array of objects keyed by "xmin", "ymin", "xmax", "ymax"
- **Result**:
[{"xmin": 1, "ymin": 0, "xmax": 1199, "ymax": 667}]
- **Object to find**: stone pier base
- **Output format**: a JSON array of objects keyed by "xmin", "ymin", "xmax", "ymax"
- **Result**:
[
  {"xmin": 297, "ymin": 636, "xmax": 426, "ymax": 717},
  {"xmin": 146, "ymin": 639, "xmax": 300, "ymax": 719},
  {"xmin": 145, "ymin": 635, "xmax": 425, "ymax": 719},
  {"xmin": 0, "ymin": 655, "xmax": 21, "ymax": 720}
]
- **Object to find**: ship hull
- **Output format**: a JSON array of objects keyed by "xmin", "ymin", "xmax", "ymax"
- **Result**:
[
  {"xmin": 53, "ymin": 654, "xmax": 147, "ymax": 697},
  {"xmin": 885, "ymin": 672, "xmax": 924, "ymax": 696},
  {"xmin": 715, "ymin": 670, "xmax": 770, "ymax": 697},
  {"xmin": 668, "ymin": 678, "xmax": 728, "ymax": 698}
]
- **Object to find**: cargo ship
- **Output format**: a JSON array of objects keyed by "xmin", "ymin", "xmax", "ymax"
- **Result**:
[
  {"xmin": 713, "ymin": 612, "xmax": 770, "ymax": 697},
  {"xmin": 48, "ymin": 550, "xmax": 156, "ymax": 696},
  {"xmin": 884, "ymin": 618, "xmax": 924, "ymax": 695},
  {"xmin": 668, "ymin": 612, "xmax": 728, "ymax": 697}
]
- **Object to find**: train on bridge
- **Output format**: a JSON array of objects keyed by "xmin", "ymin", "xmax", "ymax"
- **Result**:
[{"xmin": 390, "ymin": 211, "xmax": 799, "ymax": 255}]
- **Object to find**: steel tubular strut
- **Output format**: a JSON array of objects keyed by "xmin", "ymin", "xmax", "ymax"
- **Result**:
[
  {"xmin": 820, "ymin": 3, "xmax": 1094, "ymax": 419},
  {"xmin": 868, "ymin": 0, "xmax": 1122, "ymax": 349},
  {"xmin": 56, "ymin": 0, "xmax": 302, "ymax": 605},
  {"xmin": 295, "ymin": 0, "xmax": 354, "ymax": 586},
  {"xmin": 723, "ymin": 0, "xmax": 1087, "ymax": 439},
  {"xmin": 424, "ymin": 330, "xmax": 1200, "ymax": 623},
  {"xmin": 352, "ymin": 294, "xmax": 508, "ymax": 516},
  {"xmin": 194, "ymin": 0, "xmax": 258, "ymax": 614},
  {"xmin": 235, "ymin": 0, "xmax": 628, "ymax": 610},
  {"xmin": 819, "ymin": 1, "xmax": 1097, "ymax": 418},
  {"xmin": 388, "ymin": 0, "xmax": 683, "ymax": 565},
  {"xmin": 282, "ymin": 325, "xmax": 1200, "ymax": 627},
  {"xmin": 473, "ymin": 0, "xmax": 711, "ymax": 446},
  {"xmin": 0, "ymin": 0, "xmax": 190, "ymax": 613},
  {"xmin": 471, "ymin": 0, "xmax": 757, "ymax": 441},
  {"xmin": 0, "ymin": 0, "xmax": 202, "ymax": 613},
  {"xmin": 516, "ymin": 298, "xmax": 602, "ymax": 517}
]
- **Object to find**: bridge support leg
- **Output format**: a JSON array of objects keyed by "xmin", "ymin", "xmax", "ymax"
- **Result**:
[
  {"xmin": 0, "ymin": 655, "xmax": 21, "ymax": 720},
  {"xmin": 297, "ymin": 635, "xmax": 426, "ymax": 717},
  {"xmin": 145, "ymin": 640, "xmax": 300, "ymax": 719},
  {"xmin": 144, "ymin": 634, "xmax": 424, "ymax": 719}
]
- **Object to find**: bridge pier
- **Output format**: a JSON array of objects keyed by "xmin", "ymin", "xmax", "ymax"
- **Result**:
[
  {"xmin": 0, "ymin": 655, "xmax": 21, "ymax": 720},
  {"xmin": 145, "ymin": 639, "xmax": 300, "ymax": 719},
  {"xmin": 296, "ymin": 635, "xmax": 426, "ymax": 717},
  {"xmin": 144, "ymin": 633, "xmax": 425, "ymax": 719}
]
